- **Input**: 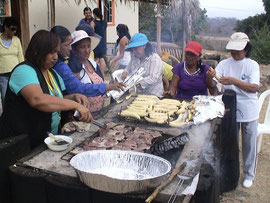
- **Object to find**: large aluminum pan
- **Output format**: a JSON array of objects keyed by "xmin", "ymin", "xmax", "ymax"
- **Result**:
[{"xmin": 70, "ymin": 150, "xmax": 171, "ymax": 194}]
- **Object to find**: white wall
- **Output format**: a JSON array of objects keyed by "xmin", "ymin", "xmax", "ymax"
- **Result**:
[
  {"xmin": 28, "ymin": 0, "xmax": 139, "ymax": 43},
  {"xmin": 55, "ymin": 0, "xmax": 97, "ymax": 33},
  {"xmin": 28, "ymin": 0, "xmax": 50, "ymax": 37},
  {"xmin": 106, "ymin": 1, "xmax": 139, "ymax": 43}
]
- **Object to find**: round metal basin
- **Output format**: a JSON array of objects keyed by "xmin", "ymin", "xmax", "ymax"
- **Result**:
[{"xmin": 70, "ymin": 150, "xmax": 171, "ymax": 194}]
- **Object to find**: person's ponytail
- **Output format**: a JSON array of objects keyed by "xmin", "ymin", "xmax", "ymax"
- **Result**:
[
  {"xmin": 93, "ymin": 8, "xmax": 103, "ymax": 24},
  {"xmin": 197, "ymin": 58, "xmax": 205, "ymax": 74}
]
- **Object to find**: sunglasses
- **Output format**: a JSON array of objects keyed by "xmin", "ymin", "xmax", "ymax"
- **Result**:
[{"xmin": 10, "ymin": 27, "xmax": 17, "ymax": 32}]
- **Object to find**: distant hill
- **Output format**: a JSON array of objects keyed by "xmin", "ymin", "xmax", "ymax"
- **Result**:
[
  {"xmin": 196, "ymin": 17, "xmax": 237, "ymax": 51},
  {"xmin": 199, "ymin": 17, "xmax": 237, "ymax": 37}
]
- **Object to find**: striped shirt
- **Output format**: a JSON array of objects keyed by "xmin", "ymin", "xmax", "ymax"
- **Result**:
[{"xmin": 125, "ymin": 53, "xmax": 164, "ymax": 97}]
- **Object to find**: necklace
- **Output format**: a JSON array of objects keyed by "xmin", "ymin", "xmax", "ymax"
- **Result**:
[
  {"xmin": 44, "ymin": 70, "xmax": 62, "ymax": 120},
  {"xmin": 45, "ymin": 70, "xmax": 62, "ymax": 97}
]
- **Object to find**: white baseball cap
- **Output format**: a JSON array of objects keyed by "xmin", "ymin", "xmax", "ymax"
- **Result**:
[
  {"xmin": 226, "ymin": 32, "xmax": 250, "ymax": 51},
  {"xmin": 71, "ymin": 30, "xmax": 100, "ymax": 50}
]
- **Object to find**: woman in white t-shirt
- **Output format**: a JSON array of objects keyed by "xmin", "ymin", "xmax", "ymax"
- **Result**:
[
  {"xmin": 110, "ymin": 24, "xmax": 131, "ymax": 70},
  {"xmin": 210, "ymin": 32, "xmax": 260, "ymax": 189}
]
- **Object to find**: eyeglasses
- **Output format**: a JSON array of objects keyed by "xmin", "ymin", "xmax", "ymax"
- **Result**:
[{"xmin": 10, "ymin": 27, "xmax": 17, "ymax": 32}]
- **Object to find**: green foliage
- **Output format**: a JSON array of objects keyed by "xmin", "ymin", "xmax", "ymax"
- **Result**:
[
  {"xmin": 161, "ymin": 5, "xmax": 183, "ymax": 42},
  {"xmin": 235, "ymin": 14, "xmax": 268, "ymax": 38},
  {"xmin": 192, "ymin": 8, "xmax": 208, "ymax": 34},
  {"xmin": 234, "ymin": 0, "xmax": 270, "ymax": 64},
  {"xmin": 139, "ymin": 2, "xmax": 207, "ymax": 43},
  {"xmin": 250, "ymin": 25, "xmax": 270, "ymax": 64},
  {"xmin": 263, "ymin": 0, "xmax": 270, "ymax": 16},
  {"xmin": 139, "ymin": 3, "xmax": 157, "ymax": 41}
]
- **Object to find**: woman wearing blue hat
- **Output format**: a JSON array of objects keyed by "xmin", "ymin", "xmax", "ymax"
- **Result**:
[{"xmin": 122, "ymin": 33, "xmax": 164, "ymax": 97}]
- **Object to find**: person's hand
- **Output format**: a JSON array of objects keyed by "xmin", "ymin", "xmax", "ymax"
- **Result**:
[
  {"xmin": 76, "ymin": 105, "xmax": 93, "ymax": 123},
  {"xmin": 106, "ymin": 82, "xmax": 126, "ymax": 92},
  {"xmin": 219, "ymin": 77, "xmax": 237, "ymax": 85},
  {"xmin": 73, "ymin": 94, "xmax": 89, "ymax": 109},
  {"xmin": 163, "ymin": 89, "xmax": 176, "ymax": 98},
  {"xmin": 162, "ymin": 76, "xmax": 170, "ymax": 91},
  {"xmin": 109, "ymin": 59, "xmax": 115, "ymax": 66},
  {"xmin": 121, "ymin": 71, "xmax": 129, "ymax": 81},
  {"xmin": 206, "ymin": 68, "xmax": 216, "ymax": 79}
]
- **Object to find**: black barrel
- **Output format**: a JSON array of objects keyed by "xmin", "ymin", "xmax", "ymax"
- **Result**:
[
  {"xmin": 0, "ymin": 134, "xmax": 30, "ymax": 203},
  {"xmin": 45, "ymin": 175, "xmax": 91, "ymax": 203},
  {"xmin": 219, "ymin": 90, "xmax": 239, "ymax": 193},
  {"xmin": 9, "ymin": 164, "xmax": 47, "ymax": 203}
]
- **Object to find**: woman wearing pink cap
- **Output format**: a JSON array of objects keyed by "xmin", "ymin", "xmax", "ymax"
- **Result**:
[
  {"xmin": 68, "ymin": 30, "xmax": 125, "ymax": 112},
  {"xmin": 166, "ymin": 41, "xmax": 216, "ymax": 100}
]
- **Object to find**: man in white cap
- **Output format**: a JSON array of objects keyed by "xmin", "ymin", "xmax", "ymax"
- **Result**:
[{"xmin": 212, "ymin": 32, "xmax": 260, "ymax": 188}]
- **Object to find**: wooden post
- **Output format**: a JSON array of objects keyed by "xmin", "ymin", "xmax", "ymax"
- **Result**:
[
  {"xmin": 10, "ymin": 0, "xmax": 30, "ymax": 53},
  {"xmin": 181, "ymin": 0, "xmax": 186, "ymax": 61},
  {"xmin": 156, "ymin": 0, "xmax": 161, "ymax": 55},
  {"xmin": 50, "ymin": 0, "xmax": 55, "ymax": 28}
]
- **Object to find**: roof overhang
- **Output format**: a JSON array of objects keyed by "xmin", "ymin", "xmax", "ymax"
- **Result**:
[{"xmin": 131, "ymin": 0, "xmax": 172, "ymax": 5}]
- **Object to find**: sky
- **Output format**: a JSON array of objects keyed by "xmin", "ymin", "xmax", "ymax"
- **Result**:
[{"xmin": 199, "ymin": 0, "xmax": 265, "ymax": 19}]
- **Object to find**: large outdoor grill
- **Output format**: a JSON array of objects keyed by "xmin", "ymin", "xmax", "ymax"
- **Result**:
[
  {"xmin": 3, "ymin": 91, "xmax": 239, "ymax": 203},
  {"xmin": 55, "ymin": 95, "xmax": 222, "ymax": 200}
]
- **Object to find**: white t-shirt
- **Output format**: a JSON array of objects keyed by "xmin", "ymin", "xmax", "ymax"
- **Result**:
[{"xmin": 215, "ymin": 57, "xmax": 260, "ymax": 122}]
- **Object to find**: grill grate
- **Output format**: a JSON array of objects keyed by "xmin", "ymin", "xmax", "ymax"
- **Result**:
[{"xmin": 61, "ymin": 124, "xmax": 188, "ymax": 167}]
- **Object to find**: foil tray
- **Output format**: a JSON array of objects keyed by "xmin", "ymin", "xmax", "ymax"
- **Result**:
[{"xmin": 70, "ymin": 150, "xmax": 171, "ymax": 194}]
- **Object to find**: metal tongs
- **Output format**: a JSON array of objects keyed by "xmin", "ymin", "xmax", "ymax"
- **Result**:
[
  {"xmin": 92, "ymin": 120, "xmax": 107, "ymax": 129},
  {"xmin": 73, "ymin": 111, "xmax": 107, "ymax": 129},
  {"xmin": 167, "ymin": 174, "xmax": 191, "ymax": 203}
]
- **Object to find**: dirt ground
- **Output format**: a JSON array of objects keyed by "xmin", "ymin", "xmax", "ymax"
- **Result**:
[{"xmin": 220, "ymin": 64, "xmax": 270, "ymax": 203}]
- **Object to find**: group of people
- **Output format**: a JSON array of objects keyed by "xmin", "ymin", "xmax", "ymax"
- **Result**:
[{"xmin": 0, "ymin": 8, "xmax": 260, "ymax": 189}]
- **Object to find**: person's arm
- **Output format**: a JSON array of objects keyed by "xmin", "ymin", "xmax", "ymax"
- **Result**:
[
  {"xmin": 162, "ymin": 76, "xmax": 170, "ymax": 92},
  {"xmin": 164, "ymin": 74, "xmax": 180, "ymax": 98},
  {"xmin": 53, "ymin": 63, "xmax": 107, "ymax": 97},
  {"xmin": 219, "ymin": 77, "xmax": 258, "ymax": 93},
  {"xmin": 110, "ymin": 37, "xmax": 128, "ymax": 65},
  {"xmin": 17, "ymin": 38, "xmax": 24, "ymax": 63},
  {"xmin": 206, "ymin": 67, "xmax": 217, "ymax": 88},
  {"xmin": 64, "ymin": 93, "xmax": 89, "ymax": 109},
  {"xmin": 20, "ymin": 84, "xmax": 92, "ymax": 122},
  {"xmin": 90, "ymin": 21, "xmax": 95, "ymax": 29},
  {"xmin": 121, "ymin": 56, "xmax": 134, "ymax": 80},
  {"xmin": 140, "ymin": 55, "xmax": 163, "ymax": 88},
  {"xmin": 217, "ymin": 60, "xmax": 260, "ymax": 93}
]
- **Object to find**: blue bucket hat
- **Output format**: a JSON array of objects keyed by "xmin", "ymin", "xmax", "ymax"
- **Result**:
[{"xmin": 125, "ymin": 33, "xmax": 149, "ymax": 51}]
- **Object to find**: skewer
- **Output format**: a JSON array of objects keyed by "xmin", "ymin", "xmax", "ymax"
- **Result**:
[
  {"xmin": 167, "ymin": 174, "xmax": 191, "ymax": 203},
  {"xmin": 167, "ymin": 176, "xmax": 185, "ymax": 203},
  {"xmin": 145, "ymin": 162, "xmax": 187, "ymax": 203}
]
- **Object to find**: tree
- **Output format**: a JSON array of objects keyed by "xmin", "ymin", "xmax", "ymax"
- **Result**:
[
  {"xmin": 250, "ymin": 25, "xmax": 270, "ymax": 64},
  {"xmin": 139, "ymin": 3, "xmax": 157, "ymax": 41},
  {"xmin": 139, "ymin": 0, "xmax": 206, "ymax": 45},
  {"xmin": 192, "ymin": 8, "xmax": 208, "ymax": 35},
  {"xmin": 234, "ymin": 0, "xmax": 270, "ymax": 64},
  {"xmin": 235, "ymin": 0, "xmax": 269, "ymax": 37},
  {"xmin": 263, "ymin": 0, "xmax": 270, "ymax": 16},
  {"xmin": 235, "ymin": 14, "xmax": 268, "ymax": 38}
]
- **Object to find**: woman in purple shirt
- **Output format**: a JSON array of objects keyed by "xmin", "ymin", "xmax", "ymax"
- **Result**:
[{"xmin": 166, "ymin": 41, "xmax": 216, "ymax": 100}]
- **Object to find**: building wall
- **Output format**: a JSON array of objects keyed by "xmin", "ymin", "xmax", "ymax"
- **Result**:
[
  {"xmin": 106, "ymin": 1, "xmax": 139, "ymax": 43},
  {"xmin": 54, "ymin": 0, "xmax": 96, "ymax": 33},
  {"xmin": 28, "ymin": 0, "xmax": 50, "ymax": 36},
  {"xmin": 28, "ymin": 0, "xmax": 138, "ymax": 43}
]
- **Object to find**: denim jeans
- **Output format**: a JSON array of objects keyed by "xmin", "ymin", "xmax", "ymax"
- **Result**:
[{"xmin": 0, "ymin": 73, "xmax": 10, "ymax": 107}]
